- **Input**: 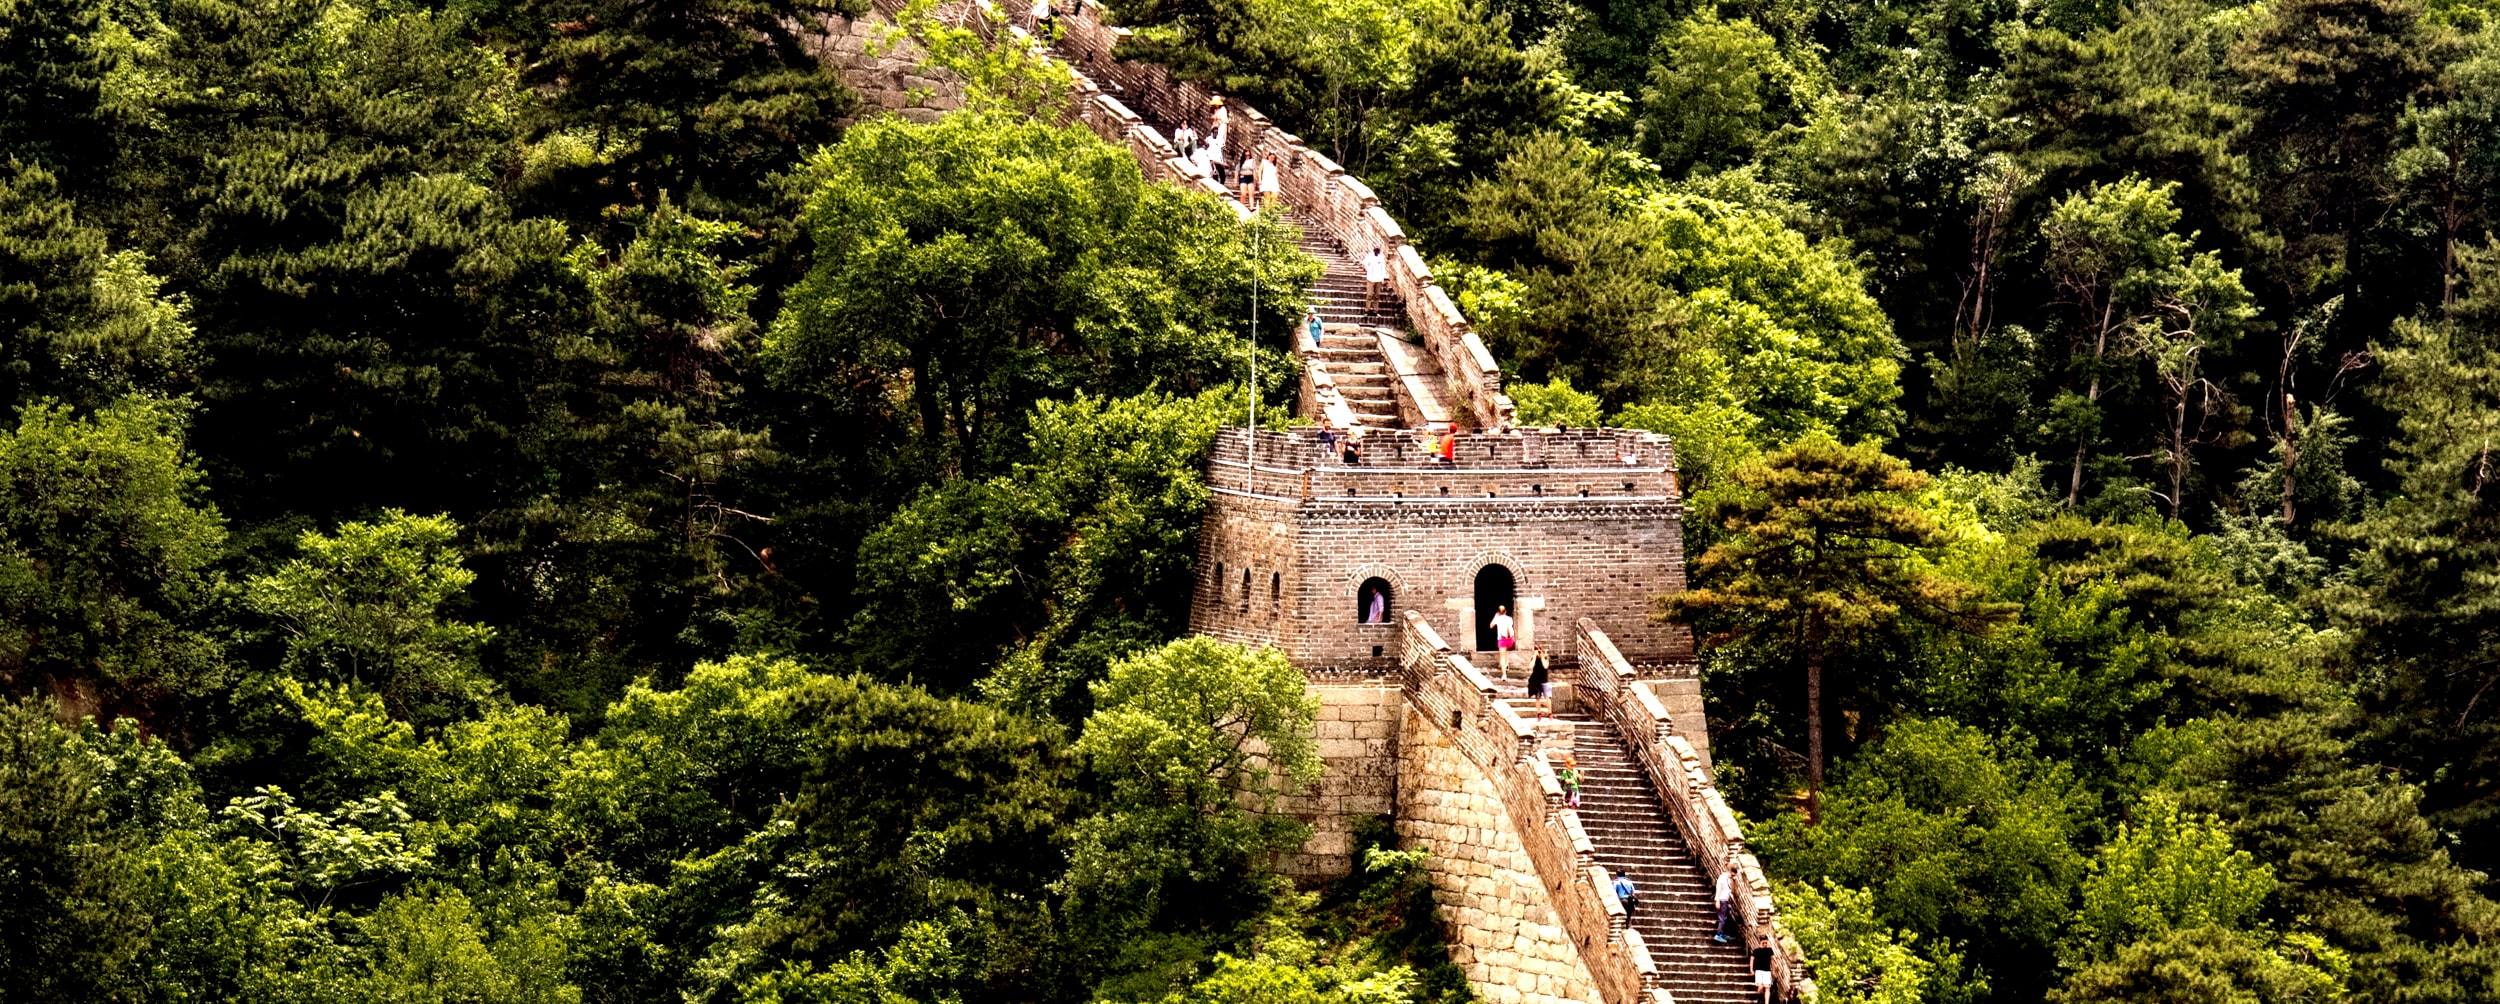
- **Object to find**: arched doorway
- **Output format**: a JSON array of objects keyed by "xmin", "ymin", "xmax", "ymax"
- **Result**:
[
  {"xmin": 1357, "ymin": 577, "xmax": 1393, "ymax": 623},
  {"xmin": 1473, "ymin": 564, "xmax": 1515, "ymax": 651}
]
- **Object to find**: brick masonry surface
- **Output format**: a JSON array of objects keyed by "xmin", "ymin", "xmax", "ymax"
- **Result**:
[
  {"xmin": 1278, "ymin": 684, "xmax": 1404, "ymax": 879},
  {"xmin": 1397, "ymin": 703, "xmax": 1605, "ymax": 1004},
  {"xmin": 1192, "ymin": 428, "xmax": 1698, "ymax": 677}
]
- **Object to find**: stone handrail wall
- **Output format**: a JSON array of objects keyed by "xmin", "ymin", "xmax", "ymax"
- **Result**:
[
  {"xmin": 861, "ymin": 0, "xmax": 1512, "ymax": 429},
  {"xmin": 1575, "ymin": 618, "xmax": 1812, "ymax": 1001},
  {"xmin": 1402, "ymin": 612, "xmax": 1673, "ymax": 1004}
]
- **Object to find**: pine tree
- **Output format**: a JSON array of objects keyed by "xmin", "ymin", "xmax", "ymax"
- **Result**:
[
  {"xmin": 2340, "ymin": 244, "xmax": 2500, "ymax": 872},
  {"xmin": 1659, "ymin": 437, "xmax": 1995, "ymax": 818}
]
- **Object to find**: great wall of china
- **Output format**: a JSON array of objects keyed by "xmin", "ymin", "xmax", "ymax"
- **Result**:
[{"xmin": 813, "ymin": 7, "xmax": 1815, "ymax": 1002}]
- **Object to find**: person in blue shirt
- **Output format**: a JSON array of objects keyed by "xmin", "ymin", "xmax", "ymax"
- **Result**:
[
  {"xmin": 1612, "ymin": 871, "xmax": 1638, "ymax": 916},
  {"xmin": 1304, "ymin": 310, "xmax": 1324, "ymax": 349}
]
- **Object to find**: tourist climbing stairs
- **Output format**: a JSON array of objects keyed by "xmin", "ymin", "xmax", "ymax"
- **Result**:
[{"xmin": 1557, "ymin": 710, "xmax": 1761, "ymax": 1004}]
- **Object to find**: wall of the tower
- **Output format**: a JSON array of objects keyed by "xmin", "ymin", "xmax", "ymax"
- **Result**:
[{"xmin": 1190, "ymin": 428, "xmax": 1698, "ymax": 676}]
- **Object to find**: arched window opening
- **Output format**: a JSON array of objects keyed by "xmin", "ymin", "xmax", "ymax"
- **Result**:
[
  {"xmin": 1357, "ymin": 577, "xmax": 1393, "ymax": 624},
  {"xmin": 1473, "ymin": 564, "xmax": 1516, "ymax": 651},
  {"xmin": 1270, "ymin": 571, "xmax": 1281, "ymax": 598},
  {"xmin": 1214, "ymin": 562, "xmax": 1225, "ymax": 597}
]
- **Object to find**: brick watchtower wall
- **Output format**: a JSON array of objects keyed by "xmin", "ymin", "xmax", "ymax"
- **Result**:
[{"xmin": 1190, "ymin": 427, "xmax": 1698, "ymax": 678}]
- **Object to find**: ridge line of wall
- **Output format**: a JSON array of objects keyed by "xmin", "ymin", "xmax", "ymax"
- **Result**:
[{"xmin": 854, "ymin": 0, "xmax": 1513, "ymax": 428}]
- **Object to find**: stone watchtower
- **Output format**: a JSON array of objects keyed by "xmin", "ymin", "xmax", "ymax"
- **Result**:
[{"xmin": 1189, "ymin": 426, "xmax": 1698, "ymax": 677}]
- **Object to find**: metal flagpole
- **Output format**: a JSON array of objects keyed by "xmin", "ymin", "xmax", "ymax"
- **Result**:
[{"xmin": 1247, "ymin": 202, "xmax": 1258, "ymax": 495}]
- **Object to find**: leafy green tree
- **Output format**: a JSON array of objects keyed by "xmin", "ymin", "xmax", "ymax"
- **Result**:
[
  {"xmin": 2128, "ymin": 246, "xmax": 2257, "ymax": 519},
  {"xmin": 1452, "ymin": 133, "xmax": 1681, "ymax": 403},
  {"xmin": 0, "ymin": 163, "xmax": 193, "ymax": 412},
  {"xmin": 1064, "ymin": 637, "xmax": 1319, "ymax": 990},
  {"xmin": 1994, "ymin": 6, "xmax": 2259, "ymax": 263},
  {"xmin": 247, "ymin": 512, "xmax": 496, "ymax": 722},
  {"xmin": 1755, "ymin": 719, "xmax": 2088, "ymax": 1003},
  {"xmin": 483, "ymin": 0, "xmax": 865, "ymax": 226},
  {"xmin": 1660, "ymin": 439, "xmax": 1988, "ymax": 812},
  {"xmin": 2229, "ymin": 0, "xmax": 2450, "ymax": 329},
  {"xmin": 1508, "ymin": 377, "xmax": 1605, "ymax": 427},
  {"xmin": 559, "ymin": 654, "xmax": 833, "ymax": 878},
  {"xmin": 2051, "ymin": 926, "xmax": 2347, "ymax": 1004},
  {"xmin": 2038, "ymin": 178, "xmax": 2244, "ymax": 510},
  {"xmin": 0, "ymin": 698, "xmax": 146, "ymax": 1004},
  {"xmin": 1374, "ymin": 1, "xmax": 1563, "ymax": 236},
  {"xmin": 2181, "ymin": 711, "xmax": 2500, "ymax": 1002},
  {"xmin": 1775, "ymin": 879, "xmax": 1957, "ymax": 1004},
  {"xmin": 2066, "ymin": 793, "xmax": 2274, "ymax": 961},
  {"xmin": 2396, "ymin": 27, "xmax": 2500, "ymax": 318},
  {"xmin": 0, "ymin": 398, "xmax": 227, "ymax": 714},
  {"xmin": 1643, "ymin": 191, "xmax": 1905, "ymax": 441},
  {"xmin": 852, "ymin": 388, "xmax": 1230, "ymax": 706},
  {"xmin": 1640, "ymin": 13, "xmax": 1812, "ymax": 177},
  {"xmin": 769, "ymin": 112, "xmax": 1314, "ymax": 482},
  {"xmin": 737, "ymin": 920, "xmax": 969, "ymax": 1004},
  {"xmin": 775, "ymin": 676, "xmax": 1075, "ymax": 988},
  {"xmin": 349, "ymin": 885, "xmax": 582, "ymax": 1004}
]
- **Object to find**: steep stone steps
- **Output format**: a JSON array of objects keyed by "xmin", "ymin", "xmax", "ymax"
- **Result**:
[{"xmin": 1556, "ymin": 711, "xmax": 1762, "ymax": 1004}]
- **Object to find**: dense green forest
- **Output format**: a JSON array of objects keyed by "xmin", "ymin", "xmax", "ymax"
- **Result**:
[{"xmin": 5, "ymin": 0, "xmax": 2500, "ymax": 1001}]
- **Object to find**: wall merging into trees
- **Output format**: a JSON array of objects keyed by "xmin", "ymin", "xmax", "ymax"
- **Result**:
[{"xmin": 849, "ymin": 0, "xmax": 1514, "ymax": 428}]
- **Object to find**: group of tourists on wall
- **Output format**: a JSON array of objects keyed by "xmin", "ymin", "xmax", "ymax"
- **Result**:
[{"xmin": 1174, "ymin": 96, "xmax": 1280, "ymax": 211}]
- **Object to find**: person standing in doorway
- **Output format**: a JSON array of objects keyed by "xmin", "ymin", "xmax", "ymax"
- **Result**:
[
  {"xmin": 1526, "ymin": 645, "xmax": 1551, "ymax": 719},
  {"xmin": 1365, "ymin": 583, "xmax": 1386, "ymax": 624},
  {"xmin": 1713, "ymin": 865, "xmax": 1737, "ymax": 943},
  {"xmin": 1612, "ymin": 871, "xmax": 1638, "ymax": 917},
  {"xmin": 1362, "ymin": 245, "xmax": 1388, "ymax": 319},
  {"xmin": 1304, "ymin": 309, "xmax": 1324, "ymax": 349},
  {"xmin": 1489, "ymin": 604, "xmax": 1516, "ymax": 676},
  {"xmin": 1752, "ymin": 935, "xmax": 1776, "ymax": 1004}
]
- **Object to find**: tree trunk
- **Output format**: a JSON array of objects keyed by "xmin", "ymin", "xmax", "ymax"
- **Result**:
[
  {"xmin": 2281, "ymin": 394, "xmax": 2300, "ymax": 526},
  {"xmin": 1803, "ymin": 611, "xmax": 1826, "ymax": 825},
  {"xmin": 2169, "ymin": 382, "xmax": 2190, "ymax": 520},
  {"xmin": 2067, "ymin": 300, "xmax": 2118, "ymax": 508}
]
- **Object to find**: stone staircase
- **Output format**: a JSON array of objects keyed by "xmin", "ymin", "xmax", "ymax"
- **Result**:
[
  {"xmin": 1559, "ymin": 711, "xmax": 1761, "ymax": 1004},
  {"xmin": 1277, "ymin": 211, "xmax": 1403, "ymax": 428},
  {"xmin": 1288, "ymin": 212, "xmax": 1400, "ymax": 327}
]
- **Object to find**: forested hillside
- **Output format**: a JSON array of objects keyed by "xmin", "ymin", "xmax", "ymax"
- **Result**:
[{"xmin": 3, "ymin": 0, "xmax": 2500, "ymax": 1001}]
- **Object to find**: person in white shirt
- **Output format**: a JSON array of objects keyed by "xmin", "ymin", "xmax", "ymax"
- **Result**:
[
  {"xmin": 1029, "ymin": 0, "xmax": 1052, "ymax": 32},
  {"xmin": 1362, "ymin": 245, "xmax": 1388, "ymax": 318},
  {"xmin": 1257, "ymin": 155, "xmax": 1281, "ymax": 210},
  {"xmin": 1173, "ymin": 122, "xmax": 1198, "ymax": 162},
  {"xmin": 1713, "ymin": 866, "xmax": 1737, "ymax": 943},
  {"xmin": 1489, "ymin": 604, "xmax": 1516, "ymax": 675}
]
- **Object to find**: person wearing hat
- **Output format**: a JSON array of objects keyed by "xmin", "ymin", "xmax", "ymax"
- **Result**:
[{"xmin": 1206, "ymin": 96, "xmax": 1230, "ymax": 184}]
